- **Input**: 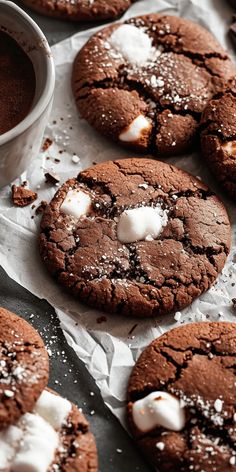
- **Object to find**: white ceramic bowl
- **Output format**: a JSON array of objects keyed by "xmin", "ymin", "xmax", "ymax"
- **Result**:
[{"xmin": 0, "ymin": 0, "xmax": 55, "ymax": 187}]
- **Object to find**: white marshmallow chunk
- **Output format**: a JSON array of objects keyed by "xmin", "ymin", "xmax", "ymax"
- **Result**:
[
  {"xmin": 34, "ymin": 389, "xmax": 71, "ymax": 430},
  {"xmin": 0, "ymin": 389, "xmax": 72, "ymax": 472},
  {"xmin": 117, "ymin": 205, "xmax": 168, "ymax": 243},
  {"xmin": 60, "ymin": 189, "xmax": 92, "ymax": 219},
  {"xmin": 132, "ymin": 391, "xmax": 186, "ymax": 433},
  {"xmin": 0, "ymin": 426, "xmax": 22, "ymax": 469},
  {"xmin": 12, "ymin": 413, "xmax": 58, "ymax": 472},
  {"xmin": 109, "ymin": 24, "xmax": 153, "ymax": 66},
  {"xmin": 222, "ymin": 140, "xmax": 236, "ymax": 156},
  {"xmin": 119, "ymin": 115, "xmax": 152, "ymax": 143}
]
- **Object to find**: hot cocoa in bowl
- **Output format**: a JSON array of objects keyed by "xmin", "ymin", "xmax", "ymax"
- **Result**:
[
  {"xmin": 0, "ymin": 31, "xmax": 36, "ymax": 135},
  {"xmin": 0, "ymin": 1, "xmax": 55, "ymax": 188}
]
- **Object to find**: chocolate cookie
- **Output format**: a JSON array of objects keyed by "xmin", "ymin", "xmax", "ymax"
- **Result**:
[
  {"xmin": 201, "ymin": 81, "xmax": 236, "ymax": 199},
  {"xmin": 127, "ymin": 322, "xmax": 236, "ymax": 471},
  {"xmin": 72, "ymin": 14, "xmax": 235, "ymax": 157},
  {"xmin": 39, "ymin": 158, "xmax": 231, "ymax": 318},
  {"xmin": 0, "ymin": 387, "xmax": 98, "ymax": 471},
  {"xmin": 21, "ymin": 0, "xmax": 135, "ymax": 22},
  {"xmin": 0, "ymin": 307, "xmax": 49, "ymax": 429}
]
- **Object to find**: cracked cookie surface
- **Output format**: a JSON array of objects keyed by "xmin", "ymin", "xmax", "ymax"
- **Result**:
[
  {"xmin": 0, "ymin": 307, "xmax": 49, "ymax": 429},
  {"xmin": 127, "ymin": 322, "xmax": 236, "ymax": 471},
  {"xmin": 39, "ymin": 158, "xmax": 231, "ymax": 318},
  {"xmin": 201, "ymin": 80, "xmax": 236, "ymax": 200},
  {"xmin": 21, "ymin": 0, "xmax": 135, "ymax": 22},
  {"xmin": 72, "ymin": 14, "xmax": 235, "ymax": 157}
]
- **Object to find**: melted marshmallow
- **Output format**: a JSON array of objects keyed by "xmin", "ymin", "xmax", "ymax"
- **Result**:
[
  {"xmin": 109, "ymin": 24, "xmax": 153, "ymax": 66},
  {"xmin": 132, "ymin": 391, "xmax": 186, "ymax": 433},
  {"xmin": 117, "ymin": 205, "xmax": 168, "ymax": 243},
  {"xmin": 60, "ymin": 189, "xmax": 92, "ymax": 218},
  {"xmin": 0, "ymin": 390, "xmax": 72, "ymax": 472},
  {"xmin": 222, "ymin": 140, "xmax": 236, "ymax": 156},
  {"xmin": 119, "ymin": 115, "xmax": 152, "ymax": 143}
]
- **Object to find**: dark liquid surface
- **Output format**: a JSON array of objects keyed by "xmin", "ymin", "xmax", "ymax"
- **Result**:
[{"xmin": 0, "ymin": 31, "xmax": 36, "ymax": 135}]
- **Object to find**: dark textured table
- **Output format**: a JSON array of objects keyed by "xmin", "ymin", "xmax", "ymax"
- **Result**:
[{"xmin": 0, "ymin": 4, "xmax": 151, "ymax": 471}]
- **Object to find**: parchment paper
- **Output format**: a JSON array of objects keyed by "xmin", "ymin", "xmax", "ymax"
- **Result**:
[{"xmin": 0, "ymin": 0, "xmax": 236, "ymax": 427}]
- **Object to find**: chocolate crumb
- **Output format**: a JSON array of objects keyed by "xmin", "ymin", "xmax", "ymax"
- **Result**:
[
  {"xmin": 36, "ymin": 200, "xmax": 48, "ymax": 215},
  {"xmin": 128, "ymin": 324, "xmax": 138, "ymax": 336},
  {"xmin": 11, "ymin": 185, "xmax": 37, "ymax": 207},
  {"xmin": 232, "ymin": 298, "xmax": 236, "ymax": 310},
  {"xmin": 42, "ymin": 138, "xmax": 53, "ymax": 152},
  {"xmin": 44, "ymin": 172, "xmax": 60, "ymax": 185}
]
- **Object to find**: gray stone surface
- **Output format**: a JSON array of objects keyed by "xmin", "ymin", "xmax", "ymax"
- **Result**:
[
  {"xmin": 0, "ymin": 267, "xmax": 150, "ymax": 471},
  {"xmin": 1, "ymin": 3, "xmax": 151, "ymax": 471}
]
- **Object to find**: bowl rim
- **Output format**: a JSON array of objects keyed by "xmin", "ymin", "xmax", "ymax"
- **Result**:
[{"xmin": 0, "ymin": 0, "xmax": 55, "ymax": 146}]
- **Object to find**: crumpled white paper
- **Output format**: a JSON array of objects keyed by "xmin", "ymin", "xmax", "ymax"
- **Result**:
[{"xmin": 0, "ymin": 0, "xmax": 236, "ymax": 427}]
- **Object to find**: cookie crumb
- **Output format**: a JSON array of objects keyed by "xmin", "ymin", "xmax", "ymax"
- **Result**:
[
  {"xmin": 11, "ymin": 185, "xmax": 37, "ymax": 207},
  {"xmin": 44, "ymin": 172, "xmax": 60, "ymax": 185},
  {"xmin": 36, "ymin": 200, "xmax": 48, "ymax": 215},
  {"xmin": 42, "ymin": 137, "xmax": 53, "ymax": 151}
]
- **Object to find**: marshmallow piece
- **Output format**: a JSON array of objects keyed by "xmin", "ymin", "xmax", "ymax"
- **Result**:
[
  {"xmin": 119, "ymin": 115, "xmax": 152, "ymax": 143},
  {"xmin": 0, "ymin": 389, "xmax": 72, "ymax": 472},
  {"xmin": 117, "ymin": 205, "xmax": 168, "ymax": 243},
  {"xmin": 222, "ymin": 140, "xmax": 236, "ymax": 156},
  {"xmin": 109, "ymin": 24, "xmax": 153, "ymax": 66},
  {"xmin": 60, "ymin": 189, "xmax": 92, "ymax": 219},
  {"xmin": 0, "ymin": 425, "xmax": 22, "ymax": 469},
  {"xmin": 12, "ymin": 413, "xmax": 58, "ymax": 472},
  {"xmin": 34, "ymin": 389, "xmax": 71, "ymax": 430},
  {"xmin": 132, "ymin": 391, "xmax": 186, "ymax": 433}
]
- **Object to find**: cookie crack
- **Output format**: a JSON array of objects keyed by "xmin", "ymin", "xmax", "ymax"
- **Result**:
[
  {"xmin": 162, "ymin": 48, "xmax": 230, "ymax": 78},
  {"xmin": 160, "ymin": 342, "xmax": 236, "ymax": 359},
  {"xmin": 78, "ymin": 173, "xmax": 117, "ymax": 209}
]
